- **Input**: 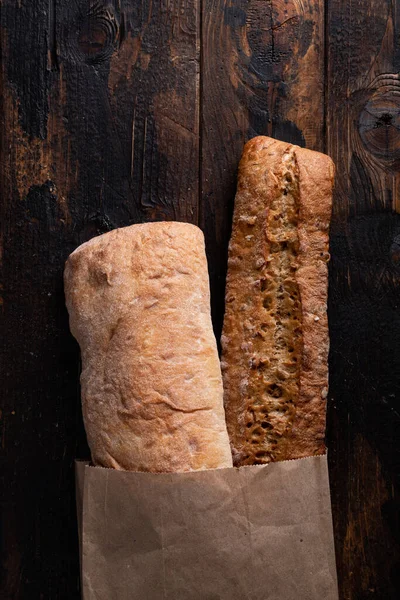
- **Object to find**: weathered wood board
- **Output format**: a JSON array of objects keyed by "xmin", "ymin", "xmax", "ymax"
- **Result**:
[{"xmin": 327, "ymin": 1, "xmax": 400, "ymax": 598}]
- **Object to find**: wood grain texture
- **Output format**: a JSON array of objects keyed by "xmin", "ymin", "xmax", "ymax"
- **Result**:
[
  {"xmin": 0, "ymin": 0, "xmax": 199, "ymax": 597},
  {"xmin": 200, "ymin": 0, "xmax": 325, "ymax": 340},
  {"xmin": 327, "ymin": 1, "xmax": 400, "ymax": 598}
]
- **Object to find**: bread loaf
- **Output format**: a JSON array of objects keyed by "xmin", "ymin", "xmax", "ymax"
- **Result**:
[
  {"xmin": 65, "ymin": 222, "xmax": 233, "ymax": 472},
  {"xmin": 221, "ymin": 136, "xmax": 334, "ymax": 466}
]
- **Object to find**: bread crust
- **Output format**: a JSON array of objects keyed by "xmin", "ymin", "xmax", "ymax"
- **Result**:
[
  {"xmin": 221, "ymin": 136, "xmax": 334, "ymax": 465},
  {"xmin": 65, "ymin": 222, "xmax": 233, "ymax": 472}
]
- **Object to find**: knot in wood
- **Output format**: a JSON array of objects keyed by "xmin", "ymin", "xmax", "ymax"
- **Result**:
[
  {"xmin": 76, "ymin": 5, "xmax": 119, "ymax": 64},
  {"xmin": 359, "ymin": 75, "xmax": 400, "ymax": 162}
]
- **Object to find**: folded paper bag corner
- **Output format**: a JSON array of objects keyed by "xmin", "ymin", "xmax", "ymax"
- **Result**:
[{"xmin": 76, "ymin": 455, "xmax": 338, "ymax": 600}]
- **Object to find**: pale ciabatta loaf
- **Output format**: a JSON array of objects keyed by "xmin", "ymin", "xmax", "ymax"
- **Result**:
[
  {"xmin": 65, "ymin": 222, "xmax": 233, "ymax": 472},
  {"xmin": 221, "ymin": 136, "xmax": 334, "ymax": 466}
]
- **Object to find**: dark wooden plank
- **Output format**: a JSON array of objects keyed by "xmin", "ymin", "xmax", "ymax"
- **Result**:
[
  {"xmin": 327, "ymin": 1, "xmax": 400, "ymax": 598},
  {"xmin": 200, "ymin": 0, "xmax": 326, "ymax": 341},
  {"xmin": 0, "ymin": 1, "xmax": 200, "ymax": 597}
]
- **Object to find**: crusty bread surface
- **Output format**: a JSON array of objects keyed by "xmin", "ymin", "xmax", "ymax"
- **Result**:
[
  {"xmin": 221, "ymin": 136, "xmax": 334, "ymax": 466},
  {"xmin": 65, "ymin": 222, "xmax": 233, "ymax": 472}
]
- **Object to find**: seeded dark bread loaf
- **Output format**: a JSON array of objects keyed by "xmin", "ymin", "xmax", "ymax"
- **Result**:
[
  {"xmin": 64, "ymin": 222, "xmax": 233, "ymax": 472},
  {"xmin": 221, "ymin": 136, "xmax": 334, "ymax": 466}
]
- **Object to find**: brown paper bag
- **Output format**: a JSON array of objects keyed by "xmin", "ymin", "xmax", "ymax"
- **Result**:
[{"xmin": 76, "ymin": 455, "xmax": 338, "ymax": 600}]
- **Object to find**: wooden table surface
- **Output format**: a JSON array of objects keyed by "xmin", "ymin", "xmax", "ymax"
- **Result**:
[{"xmin": 1, "ymin": 1, "xmax": 400, "ymax": 598}]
